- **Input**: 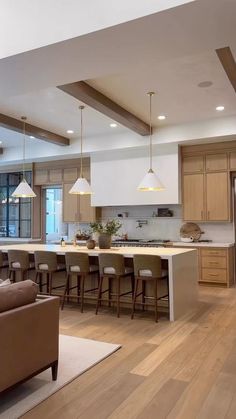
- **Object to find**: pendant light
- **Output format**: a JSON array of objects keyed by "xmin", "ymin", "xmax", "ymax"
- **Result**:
[
  {"xmin": 12, "ymin": 117, "xmax": 36, "ymax": 198},
  {"xmin": 137, "ymin": 92, "xmax": 165, "ymax": 191},
  {"xmin": 69, "ymin": 106, "xmax": 92, "ymax": 195}
]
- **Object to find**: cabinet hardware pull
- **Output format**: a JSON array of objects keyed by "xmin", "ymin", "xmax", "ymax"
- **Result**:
[
  {"xmin": 209, "ymin": 274, "xmax": 218, "ymax": 276},
  {"xmin": 207, "ymin": 211, "xmax": 210, "ymax": 219},
  {"xmin": 201, "ymin": 211, "xmax": 204, "ymax": 219}
]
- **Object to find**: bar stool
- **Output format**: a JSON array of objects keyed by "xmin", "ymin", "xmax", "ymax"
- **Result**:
[
  {"xmin": 8, "ymin": 249, "xmax": 34, "ymax": 282},
  {"xmin": 96, "ymin": 253, "xmax": 134, "ymax": 318},
  {"xmin": 61, "ymin": 252, "xmax": 99, "ymax": 312},
  {"xmin": 34, "ymin": 251, "xmax": 66, "ymax": 295},
  {"xmin": 131, "ymin": 254, "xmax": 169, "ymax": 322},
  {"xmin": 0, "ymin": 250, "xmax": 8, "ymax": 277}
]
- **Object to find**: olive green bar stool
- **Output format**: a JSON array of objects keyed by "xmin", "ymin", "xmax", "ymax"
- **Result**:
[
  {"xmin": 8, "ymin": 249, "xmax": 34, "ymax": 282},
  {"xmin": 96, "ymin": 253, "xmax": 134, "ymax": 318},
  {"xmin": 61, "ymin": 252, "xmax": 99, "ymax": 312},
  {"xmin": 34, "ymin": 251, "xmax": 66, "ymax": 295},
  {"xmin": 131, "ymin": 254, "xmax": 169, "ymax": 322}
]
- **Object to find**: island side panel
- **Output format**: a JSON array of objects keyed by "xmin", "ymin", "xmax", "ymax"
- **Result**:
[{"xmin": 169, "ymin": 249, "xmax": 199, "ymax": 321}]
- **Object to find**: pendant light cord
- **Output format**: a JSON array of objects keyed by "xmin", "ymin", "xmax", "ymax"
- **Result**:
[
  {"xmin": 79, "ymin": 105, "xmax": 85, "ymax": 178},
  {"xmin": 149, "ymin": 93, "xmax": 152, "ymax": 170},
  {"xmin": 21, "ymin": 116, "xmax": 27, "ymax": 179}
]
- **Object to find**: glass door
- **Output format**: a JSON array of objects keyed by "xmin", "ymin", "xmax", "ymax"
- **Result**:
[{"xmin": 45, "ymin": 188, "xmax": 67, "ymax": 242}]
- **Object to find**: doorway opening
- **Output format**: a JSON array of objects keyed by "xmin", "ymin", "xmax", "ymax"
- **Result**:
[{"xmin": 45, "ymin": 187, "xmax": 67, "ymax": 243}]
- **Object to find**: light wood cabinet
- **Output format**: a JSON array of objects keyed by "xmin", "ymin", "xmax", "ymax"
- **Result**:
[
  {"xmin": 206, "ymin": 172, "xmax": 229, "ymax": 221},
  {"xmin": 229, "ymin": 152, "xmax": 236, "ymax": 170},
  {"xmin": 34, "ymin": 169, "xmax": 49, "ymax": 185},
  {"xmin": 63, "ymin": 168, "xmax": 78, "ymax": 182},
  {"xmin": 182, "ymin": 147, "xmax": 231, "ymax": 222},
  {"xmin": 63, "ymin": 185, "xmax": 101, "ymax": 223},
  {"xmin": 183, "ymin": 174, "xmax": 204, "ymax": 221},
  {"xmin": 49, "ymin": 169, "xmax": 62, "ymax": 183},
  {"xmin": 199, "ymin": 247, "xmax": 234, "ymax": 287},
  {"xmin": 182, "ymin": 156, "xmax": 204, "ymax": 173},
  {"xmin": 63, "ymin": 183, "xmax": 78, "ymax": 222},
  {"xmin": 205, "ymin": 153, "xmax": 228, "ymax": 172}
]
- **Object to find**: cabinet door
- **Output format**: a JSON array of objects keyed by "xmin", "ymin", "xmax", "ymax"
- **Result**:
[
  {"xmin": 182, "ymin": 156, "xmax": 204, "ymax": 173},
  {"xmin": 206, "ymin": 172, "xmax": 229, "ymax": 221},
  {"xmin": 63, "ymin": 168, "xmax": 78, "ymax": 182},
  {"xmin": 229, "ymin": 152, "xmax": 236, "ymax": 170},
  {"xmin": 63, "ymin": 183, "xmax": 78, "ymax": 222},
  {"xmin": 49, "ymin": 169, "xmax": 62, "ymax": 183},
  {"xmin": 34, "ymin": 169, "xmax": 49, "ymax": 185},
  {"xmin": 79, "ymin": 195, "xmax": 96, "ymax": 222},
  {"xmin": 183, "ymin": 174, "xmax": 204, "ymax": 221},
  {"xmin": 205, "ymin": 153, "xmax": 228, "ymax": 172}
]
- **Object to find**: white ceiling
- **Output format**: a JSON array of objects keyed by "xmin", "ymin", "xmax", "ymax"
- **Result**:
[{"xmin": 0, "ymin": 0, "xmax": 235, "ymax": 151}]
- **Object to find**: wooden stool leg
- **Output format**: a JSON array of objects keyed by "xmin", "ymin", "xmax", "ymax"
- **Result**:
[
  {"xmin": 108, "ymin": 277, "xmax": 112, "ymax": 307},
  {"xmin": 154, "ymin": 280, "xmax": 158, "ymax": 323},
  {"xmin": 61, "ymin": 273, "xmax": 70, "ymax": 310},
  {"xmin": 77, "ymin": 275, "xmax": 80, "ymax": 304},
  {"xmin": 96, "ymin": 276, "xmax": 103, "ymax": 315},
  {"xmin": 142, "ymin": 281, "xmax": 146, "ymax": 311},
  {"xmin": 131, "ymin": 278, "xmax": 139, "ymax": 319},
  {"xmin": 40, "ymin": 273, "xmax": 43, "ymax": 293},
  {"xmin": 117, "ymin": 276, "xmax": 121, "ymax": 318},
  {"xmin": 80, "ymin": 275, "xmax": 85, "ymax": 313},
  {"xmin": 46, "ymin": 273, "xmax": 50, "ymax": 294},
  {"xmin": 49, "ymin": 273, "xmax": 52, "ymax": 295}
]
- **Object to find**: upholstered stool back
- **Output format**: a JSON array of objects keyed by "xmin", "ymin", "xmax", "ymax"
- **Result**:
[
  {"xmin": 34, "ymin": 251, "xmax": 58, "ymax": 272},
  {"xmin": 133, "ymin": 254, "xmax": 162, "ymax": 278},
  {"xmin": 65, "ymin": 252, "xmax": 90, "ymax": 274},
  {"xmin": 98, "ymin": 253, "xmax": 126, "ymax": 276},
  {"xmin": 8, "ymin": 250, "xmax": 30, "ymax": 271}
]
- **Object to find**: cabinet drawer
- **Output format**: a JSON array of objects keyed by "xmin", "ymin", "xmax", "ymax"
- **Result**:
[
  {"xmin": 201, "ymin": 256, "xmax": 227, "ymax": 269},
  {"xmin": 201, "ymin": 268, "xmax": 227, "ymax": 283},
  {"xmin": 201, "ymin": 249, "xmax": 227, "ymax": 257}
]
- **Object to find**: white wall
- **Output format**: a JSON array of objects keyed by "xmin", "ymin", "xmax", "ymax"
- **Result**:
[{"xmin": 91, "ymin": 144, "xmax": 180, "ymax": 206}]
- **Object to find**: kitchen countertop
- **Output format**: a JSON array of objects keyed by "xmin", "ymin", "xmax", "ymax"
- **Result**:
[{"xmin": 169, "ymin": 242, "xmax": 235, "ymax": 248}]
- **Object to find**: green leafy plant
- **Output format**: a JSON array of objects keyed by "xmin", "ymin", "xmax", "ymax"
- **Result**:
[{"xmin": 90, "ymin": 219, "xmax": 122, "ymax": 236}]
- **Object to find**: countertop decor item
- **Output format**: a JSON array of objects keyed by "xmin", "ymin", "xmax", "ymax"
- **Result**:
[
  {"xmin": 180, "ymin": 222, "xmax": 204, "ymax": 242},
  {"xmin": 69, "ymin": 106, "xmax": 92, "ymax": 195},
  {"xmin": 137, "ymin": 92, "xmax": 165, "ymax": 192},
  {"xmin": 12, "ymin": 117, "xmax": 36, "ymax": 198},
  {"xmin": 86, "ymin": 239, "xmax": 96, "ymax": 249},
  {"xmin": 90, "ymin": 220, "xmax": 122, "ymax": 249}
]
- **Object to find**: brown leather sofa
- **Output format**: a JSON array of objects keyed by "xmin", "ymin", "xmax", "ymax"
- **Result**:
[{"xmin": 0, "ymin": 280, "xmax": 60, "ymax": 394}]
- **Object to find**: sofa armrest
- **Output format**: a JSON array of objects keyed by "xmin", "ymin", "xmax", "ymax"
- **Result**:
[{"xmin": 0, "ymin": 295, "xmax": 60, "ymax": 392}]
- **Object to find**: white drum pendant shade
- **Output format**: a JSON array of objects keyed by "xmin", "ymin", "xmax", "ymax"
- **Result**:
[
  {"xmin": 69, "ymin": 177, "xmax": 93, "ymax": 195},
  {"xmin": 12, "ymin": 178, "xmax": 36, "ymax": 198},
  {"xmin": 138, "ymin": 169, "xmax": 165, "ymax": 191}
]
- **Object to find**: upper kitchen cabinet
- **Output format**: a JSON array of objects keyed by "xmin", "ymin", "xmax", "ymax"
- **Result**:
[
  {"xmin": 206, "ymin": 172, "xmax": 229, "ymax": 221},
  {"xmin": 182, "ymin": 156, "xmax": 204, "ymax": 174},
  {"xmin": 182, "ymin": 144, "xmax": 232, "ymax": 222},
  {"xmin": 62, "ymin": 184, "xmax": 101, "ymax": 223},
  {"xmin": 205, "ymin": 153, "xmax": 228, "ymax": 172},
  {"xmin": 183, "ymin": 174, "xmax": 204, "ymax": 221}
]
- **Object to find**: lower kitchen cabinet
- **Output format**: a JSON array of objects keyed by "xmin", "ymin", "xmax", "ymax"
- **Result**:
[
  {"xmin": 199, "ymin": 247, "xmax": 234, "ymax": 287},
  {"xmin": 63, "ymin": 183, "xmax": 101, "ymax": 223}
]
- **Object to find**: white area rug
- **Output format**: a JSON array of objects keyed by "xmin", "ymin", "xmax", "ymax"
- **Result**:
[{"xmin": 0, "ymin": 334, "xmax": 120, "ymax": 419}]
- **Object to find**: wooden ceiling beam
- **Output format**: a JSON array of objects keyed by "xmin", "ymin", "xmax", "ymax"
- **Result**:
[
  {"xmin": 216, "ymin": 46, "xmax": 236, "ymax": 93},
  {"xmin": 0, "ymin": 113, "xmax": 70, "ymax": 146},
  {"xmin": 58, "ymin": 81, "xmax": 150, "ymax": 136}
]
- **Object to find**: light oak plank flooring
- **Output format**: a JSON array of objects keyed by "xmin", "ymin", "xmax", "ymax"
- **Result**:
[{"xmin": 22, "ymin": 286, "xmax": 236, "ymax": 419}]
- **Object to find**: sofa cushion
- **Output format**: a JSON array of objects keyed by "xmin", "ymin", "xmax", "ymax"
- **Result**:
[{"xmin": 0, "ymin": 280, "xmax": 38, "ymax": 313}]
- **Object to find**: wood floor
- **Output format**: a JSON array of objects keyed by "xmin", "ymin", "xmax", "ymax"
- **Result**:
[{"xmin": 23, "ymin": 286, "xmax": 236, "ymax": 419}]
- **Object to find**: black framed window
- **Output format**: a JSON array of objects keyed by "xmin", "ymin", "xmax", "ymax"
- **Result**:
[{"xmin": 0, "ymin": 172, "xmax": 32, "ymax": 238}]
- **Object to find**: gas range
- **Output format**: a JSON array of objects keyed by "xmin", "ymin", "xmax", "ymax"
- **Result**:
[{"xmin": 112, "ymin": 239, "xmax": 170, "ymax": 248}]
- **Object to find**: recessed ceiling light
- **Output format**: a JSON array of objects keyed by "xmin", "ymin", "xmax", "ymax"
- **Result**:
[
  {"xmin": 0, "ymin": 141, "xmax": 2, "ymax": 144},
  {"xmin": 29, "ymin": 135, "xmax": 35, "ymax": 139},
  {"xmin": 66, "ymin": 129, "xmax": 74, "ymax": 134},
  {"xmin": 216, "ymin": 105, "xmax": 225, "ymax": 111},
  {"xmin": 157, "ymin": 115, "xmax": 166, "ymax": 120},
  {"xmin": 198, "ymin": 81, "xmax": 213, "ymax": 88},
  {"xmin": 110, "ymin": 123, "xmax": 117, "ymax": 128}
]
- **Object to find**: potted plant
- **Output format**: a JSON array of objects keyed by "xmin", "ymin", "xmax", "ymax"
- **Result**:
[{"xmin": 90, "ymin": 219, "xmax": 122, "ymax": 249}]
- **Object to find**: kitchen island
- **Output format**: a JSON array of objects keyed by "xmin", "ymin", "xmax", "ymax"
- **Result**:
[{"xmin": 0, "ymin": 244, "xmax": 199, "ymax": 321}]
